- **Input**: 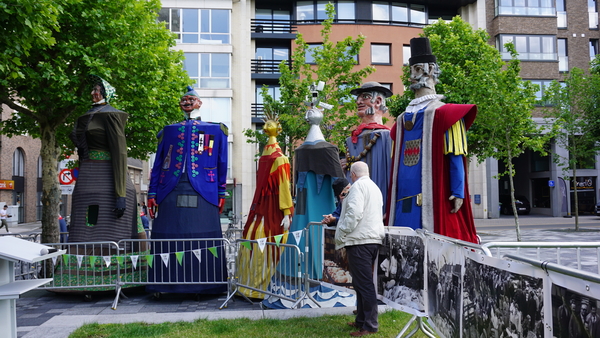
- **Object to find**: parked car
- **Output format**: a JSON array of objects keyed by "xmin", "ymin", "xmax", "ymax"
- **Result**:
[
  {"xmin": 499, "ymin": 195, "xmax": 531, "ymax": 215},
  {"xmin": 596, "ymin": 202, "xmax": 600, "ymax": 217}
]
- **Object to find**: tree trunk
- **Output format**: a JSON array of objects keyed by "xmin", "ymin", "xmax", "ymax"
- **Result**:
[{"xmin": 40, "ymin": 124, "xmax": 61, "ymax": 245}]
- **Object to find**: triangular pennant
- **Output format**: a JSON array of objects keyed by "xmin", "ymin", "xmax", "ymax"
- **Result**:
[
  {"xmin": 116, "ymin": 256, "xmax": 124, "ymax": 266},
  {"xmin": 208, "ymin": 247, "xmax": 218, "ymax": 258},
  {"xmin": 241, "ymin": 241, "xmax": 252, "ymax": 251},
  {"xmin": 103, "ymin": 256, "xmax": 111, "ymax": 267},
  {"xmin": 52, "ymin": 256, "xmax": 57, "ymax": 265},
  {"xmin": 292, "ymin": 230, "xmax": 302, "ymax": 244},
  {"xmin": 257, "ymin": 238, "xmax": 267, "ymax": 252},
  {"xmin": 89, "ymin": 256, "xmax": 97, "ymax": 267},
  {"xmin": 62, "ymin": 254, "xmax": 69, "ymax": 265},
  {"xmin": 192, "ymin": 249, "xmax": 201, "ymax": 262},
  {"xmin": 274, "ymin": 234, "xmax": 283, "ymax": 247},
  {"xmin": 76, "ymin": 255, "xmax": 84, "ymax": 268},
  {"xmin": 160, "ymin": 253, "xmax": 169, "ymax": 267},
  {"xmin": 130, "ymin": 255, "xmax": 139, "ymax": 269},
  {"xmin": 175, "ymin": 251, "xmax": 184, "ymax": 265},
  {"xmin": 145, "ymin": 255, "xmax": 154, "ymax": 268}
]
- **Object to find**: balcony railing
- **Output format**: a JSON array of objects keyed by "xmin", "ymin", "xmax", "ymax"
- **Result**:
[
  {"xmin": 251, "ymin": 19, "xmax": 296, "ymax": 34},
  {"xmin": 251, "ymin": 103, "xmax": 266, "ymax": 122},
  {"xmin": 251, "ymin": 59, "xmax": 290, "ymax": 74}
]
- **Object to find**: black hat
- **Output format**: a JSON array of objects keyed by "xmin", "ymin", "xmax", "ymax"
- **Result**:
[
  {"xmin": 350, "ymin": 81, "xmax": 393, "ymax": 98},
  {"xmin": 409, "ymin": 37, "xmax": 437, "ymax": 66},
  {"xmin": 332, "ymin": 177, "xmax": 349, "ymax": 197}
]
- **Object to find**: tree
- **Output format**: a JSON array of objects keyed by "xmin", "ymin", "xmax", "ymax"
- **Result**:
[
  {"xmin": 544, "ymin": 67, "xmax": 600, "ymax": 230},
  {"xmin": 388, "ymin": 17, "xmax": 550, "ymax": 240},
  {"xmin": 0, "ymin": 0, "xmax": 190, "ymax": 244},
  {"xmin": 244, "ymin": 3, "xmax": 374, "ymax": 157}
]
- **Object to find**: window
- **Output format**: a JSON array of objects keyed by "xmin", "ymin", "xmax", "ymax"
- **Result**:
[
  {"xmin": 184, "ymin": 53, "xmax": 230, "ymax": 89},
  {"xmin": 256, "ymin": 47, "xmax": 290, "ymax": 61},
  {"xmin": 590, "ymin": 39, "xmax": 599, "ymax": 61},
  {"xmin": 402, "ymin": 45, "xmax": 411, "ymax": 65},
  {"xmin": 13, "ymin": 148, "xmax": 24, "ymax": 177},
  {"xmin": 497, "ymin": 34, "xmax": 556, "ymax": 61},
  {"xmin": 305, "ymin": 43, "xmax": 321, "ymax": 64},
  {"xmin": 531, "ymin": 149, "xmax": 550, "ymax": 172},
  {"xmin": 372, "ymin": 2, "xmax": 426, "ymax": 25},
  {"xmin": 527, "ymin": 79, "xmax": 556, "ymax": 106},
  {"xmin": 255, "ymin": 9, "xmax": 292, "ymax": 34},
  {"xmin": 371, "ymin": 44, "xmax": 391, "ymax": 64},
  {"xmin": 190, "ymin": 97, "xmax": 232, "ymax": 128},
  {"xmin": 590, "ymin": 0, "xmax": 598, "ymax": 29},
  {"xmin": 296, "ymin": 1, "xmax": 355, "ymax": 23},
  {"xmin": 495, "ymin": 0, "xmax": 555, "ymax": 16},
  {"xmin": 556, "ymin": 0, "xmax": 567, "ymax": 28},
  {"xmin": 558, "ymin": 38, "xmax": 568, "ymax": 72},
  {"xmin": 256, "ymin": 85, "xmax": 282, "ymax": 104},
  {"xmin": 158, "ymin": 8, "xmax": 230, "ymax": 44}
]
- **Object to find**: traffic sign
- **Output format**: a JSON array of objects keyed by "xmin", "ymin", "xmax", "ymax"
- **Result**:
[{"xmin": 59, "ymin": 169, "xmax": 74, "ymax": 185}]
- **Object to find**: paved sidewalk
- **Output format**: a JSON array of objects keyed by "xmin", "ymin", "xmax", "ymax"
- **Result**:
[{"xmin": 9, "ymin": 215, "xmax": 600, "ymax": 338}]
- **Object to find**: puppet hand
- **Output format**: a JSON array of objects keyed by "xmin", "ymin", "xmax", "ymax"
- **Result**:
[
  {"xmin": 219, "ymin": 198, "xmax": 226, "ymax": 214},
  {"xmin": 449, "ymin": 195, "xmax": 463, "ymax": 213},
  {"xmin": 114, "ymin": 197, "xmax": 126, "ymax": 218},
  {"xmin": 280, "ymin": 215, "xmax": 291, "ymax": 232},
  {"xmin": 147, "ymin": 198, "xmax": 157, "ymax": 219}
]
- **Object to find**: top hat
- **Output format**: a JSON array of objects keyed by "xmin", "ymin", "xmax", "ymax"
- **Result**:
[
  {"xmin": 349, "ymin": 81, "xmax": 393, "ymax": 98},
  {"xmin": 409, "ymin": 37, "xmax": 437, "ymax": 66}
]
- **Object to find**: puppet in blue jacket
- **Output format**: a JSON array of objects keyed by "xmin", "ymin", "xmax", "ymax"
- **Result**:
[{"xmin": 146, "ymin": 86, "xmax": 228, "ymax": 295}]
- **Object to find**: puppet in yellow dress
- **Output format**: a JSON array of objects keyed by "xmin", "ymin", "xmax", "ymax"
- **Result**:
[{"xmin": 238, "ymin": 117, "xmax": 293, "ymax": 299}]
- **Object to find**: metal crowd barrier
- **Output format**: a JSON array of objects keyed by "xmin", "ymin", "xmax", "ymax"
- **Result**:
[
  {"xmin": 481, "ymin": 241, "xmax": 600, "ymax": 274},
  {"xmin": 222, "ymin": 239, "xmax": 305, "ymax": 309}
]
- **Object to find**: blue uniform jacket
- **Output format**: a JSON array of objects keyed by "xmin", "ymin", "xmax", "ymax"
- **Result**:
[{"xmin": 148, "ymin": 119, "xmax": 228, "ymax": 207}]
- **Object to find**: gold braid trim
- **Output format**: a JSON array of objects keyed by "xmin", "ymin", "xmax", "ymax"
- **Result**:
[{"xmin": 345, "ymin": 132, "xmax": 381, "ymax": 171}]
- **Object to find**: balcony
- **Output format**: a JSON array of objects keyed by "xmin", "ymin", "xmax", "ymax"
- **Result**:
[
  {"xmin": 251, "ymin": 59, "xmax": 291, "ymax": 80},
  {"xmin": 251, "ymin": 103, "xmax": 266, "ymax": 124},
  {"xmin": 251, "ymin": 19, "xmax": 297, "ymax": 40}
]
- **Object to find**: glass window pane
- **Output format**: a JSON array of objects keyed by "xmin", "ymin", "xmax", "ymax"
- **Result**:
[
  {"xmin": 392, "ymin": 3, "xmax": 408, "ymax": 22},
  {"xmin": 403, "ymin": 45, "xmax": 411, "ymax": 65},
  {"xmin": 212, "ymin": 54, "xmax": 230, "ymax": 78},
  {"xmin": 183, "ymin": 9, "xmax": 198, "ymax": 32},
  {"xmin": 158, "ymin": 8, "xmax": 169, "ymax": 28},
  {"xmin": 183, "ymin": 53, "xmax": 199, "ymax": 77},
  {"xmin": 297, "ymin": 1, "xmax": 314, "ymax": 21},
  {"xmin": 372, "ymin": 2, "xmax": 389, "ymax": 21},
  {"xmin": 201, "ymin": 53, "xmax": 210, "ymax": 77},
  {"xmin": 338, "ymin": 1, "xmax": 355, "ymax": 20},
  {"xmin": 273, "ymin": 10, "xmax": 290, "ymax": 21},
  {"xmin": 515, "ymin": 36, "xmax": 528, "ymax": 53},
  {"xmin": 556, "ymin": 0, "xmax": 565, "ymax": 11},
  {"xmin": 171, "ymin": 9, "xmax": 180, "ymax": 32},
  {"xmin": 273, "ymin": 48, "xmax": 289, "ymax": 61},
  {"xmin": 529, "ymin": 0, "xmax": 540, "ymax": 7},
  {"xmin": 212, "ymin": 10, "xmax": 229, "ymax": 33},
  {"xmin": 255, "ymin": 9, "xmax": 271, "ymax": 20},
  {"xmin": 182, "ymin": 34, "xmax": 198, "ymax": 43},
  {"xmin": 256, "ymin": 47, "xmax": 271, "ymax": 60},
  {"xmin": 558, "ymin": 39, "xmax": 567, "ymax": 56},
  {"xmin": 542, "ymin": 36, "xmax": 554, "ymax": 53},
  {"xmin": 317, "ymin": 1, "xmax": 328, "ymax": 20},
  {"xmin": 410, "ymin": 4, "xmax": 426, "ymax": 24},
  {"xmin": 201, "ymin": 9, "xmax": 210, "ymax": 33},
  {"xmin": 305, "ymin": 44, "xmax": 320, "ymax": 64},
  {"xmin": 529, "ymin": 36, "xmax": 541, "ymax": 53},
  {"xmin": 371, "ymin": 44, "xmax": 390, "ymax": 63}
]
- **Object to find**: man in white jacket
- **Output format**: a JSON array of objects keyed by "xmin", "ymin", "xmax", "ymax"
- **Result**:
[{"xmin": 336, "ymin": 161, "xmax": 385, "ymax": 336}]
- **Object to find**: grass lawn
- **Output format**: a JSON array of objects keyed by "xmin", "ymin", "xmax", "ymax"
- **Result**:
[{"xmin": 69, "ymin": 309, "xmax": 437, "ymax": 337}]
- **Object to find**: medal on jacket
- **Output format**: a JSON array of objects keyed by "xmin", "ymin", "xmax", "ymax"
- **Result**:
[
  {"xmin": 403, "ymin": 113, "xmax": 416, "ymax": 131},
  {"xmin": 198, "ymin": 132, "xmax": 205, "ymax": 154}
]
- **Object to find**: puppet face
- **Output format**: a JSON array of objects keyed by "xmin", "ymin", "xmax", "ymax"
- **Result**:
[
  {"xmin": 355, "ymin": 92, "xmax": 381, "ymax": 117},
  {"xmin": 305, "ymin": 107, "xmax": 323, "ymax": 126},
  {"xmin": 409, "ymin": 62, "xmax": 437, "ymax": 91},
  {"xmin": 91, "ymin": 85, "xmax": 104, "ymax": 103},
  {"xmin": 179, "ymin": 95, "xmax": 202, "ymax": 113},
  {"xmin": 263, "ymin": 120, "xmax": 282, "ymax": 137}
]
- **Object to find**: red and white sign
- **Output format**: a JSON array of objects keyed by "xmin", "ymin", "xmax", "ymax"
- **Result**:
[{"xmin": 59, "ymin": 169, "xmax": 74, "ymax": 185}]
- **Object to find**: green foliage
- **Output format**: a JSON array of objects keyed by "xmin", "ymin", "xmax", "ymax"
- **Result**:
[
  {"xmin": 0, "ymin": 0, "xmax": 190, "ymax": 242},
  {"xmin": 244, "ymin": 3, "xmax": 374, "ymax": 156}
]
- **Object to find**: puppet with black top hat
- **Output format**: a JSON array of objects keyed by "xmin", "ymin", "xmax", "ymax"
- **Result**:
[
  {"xmin": 146, "ymin": 85, "xmax": 229, "ymax": 295},
  {"xmin": 386, "ymin": 37, "xmax": 479, "ymax": 244}
]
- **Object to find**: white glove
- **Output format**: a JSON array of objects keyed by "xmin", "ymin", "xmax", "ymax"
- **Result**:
[
  {"xmin": 280, "ymin": 214, "xmax": 291, "ymax": 232},
  {"xmin": 449, "ymin": 195, "xmax": 463, "ymax": 213}
]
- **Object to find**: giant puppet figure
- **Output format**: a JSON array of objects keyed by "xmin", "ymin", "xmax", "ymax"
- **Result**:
[
  {"xmin": 147, "ymin": 86, "xmax": 228, "ymax": 294},
  {"xmin": 345, "ymin": 82, "xmax": 393, "ymax": 212},
  {"xmin": 387, "ymin": 37, "xmax": 478, "ymax": 243},
  {"xmin": 69, "ymin": 75, "xmax": 142, "ymax": 244},
  {"xmin": 238, "ymin": 110, "xmax": 293, "ymax": 299},
  {"xmin": 285, "ymin": 95, "xmax": 345, "ymax": 280}
]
